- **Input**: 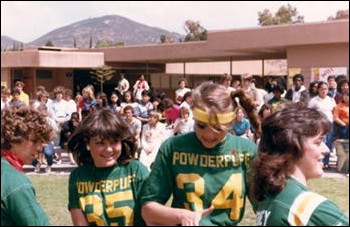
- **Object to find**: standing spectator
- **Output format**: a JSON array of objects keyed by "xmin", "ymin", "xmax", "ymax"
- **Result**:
[
  {"xmin": 232, "ymin": 79, "xmax": 241, "ymax": 90},
  {"xmin": 242, "ymin": 74, "xmax": 260, "ymax": 108},
  {"xmin": 248, "ymin": 106, "xmax": 349, "ymax": 226},
  {"xmin": 9, "ymin": 87, "xmax": 26, "ymax": 108},
  {"xmin": 219, "ymin": 74, "xmax": 235, "ymax": 93},
  {"xmin": 251, "ymin": 79, "xmax": 268, "ymax": 112},
  {"xmin": 140, "ymin": 81, "xmax": 260, "ymax": 226},
  {"xmin": 333, "ymin": 89, "xmax": 349, "ymax": 173},
  {"xmin": 64, "ymin": 88, "xmax": 77, "ymax": 118},
  {"xmin": 268, "ymin": 85, "xmax": 290, "ymax": 113},
  {"xmin": 133, "ymin": 74, "xmax": 149, "ymax": 103},
  {"xmin": 258, "ymin": 103, "xmax": 272, "ymax": 121},
  {"xmin": 334, "ymin": 79, "xmax": 349, "ymax": 104},
  {"xmin": 1, "ymin": 87, "xmax": 11, "ymax": 110},
  {"xmin": 1, "ymin": 106, "xmax": 54, "ymax": 225},
  {"xmin": 77, "ymin": 85, "xmax": 96, "ymax": 121},
  {"xmin": 327, "ymin": 75, "xmax": 337, "ymax": 99},
  {"xmin": 116, "ymin": 73, "xmax": 130, "ymax": 96},
  {"xmin": 334, "ymin": 89, "xmax": 349, "ymax": 140},
  {"xmin": 14, "ymin": 81, "xmax": 29, "ymax": 105},
  {"xmin": 308, "ymin": 82, "xmax": 336, "ymax": 168},
  {"xmin": 67, "ymin": 109, "xmax": 149, "ymax": 226},
  {"xmin": 109, "ymin": 91, "xmax": 121, "ymax": 113},
  {"xmin": 285, "ymin": 74, "xmax": 309, "ymax": 107},
  {"xmin": 179, "ymin": 91, "xmax": 193, "ymax": 119},
  {"xmin": 175, "ymin": 78, "xmax": 191, "ymax": 105},
  {"xmin": 308, "ymin": 81, "xmax": 319, "ymax": 98}
]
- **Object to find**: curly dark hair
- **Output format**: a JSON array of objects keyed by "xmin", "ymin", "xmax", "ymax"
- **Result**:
[
  {"xmin": 248, "ymin": 106, "xmax": 330, "ymax": 202},
  {"xmin": 67, "ymin": 108, "xmax": 137, "ymax": 166},
  {"xmin": 1, "ymin": 106, "xmax": 54, "ymax": 149}
]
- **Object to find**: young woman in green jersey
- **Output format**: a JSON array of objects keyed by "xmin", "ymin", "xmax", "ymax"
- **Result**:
[
  {"xmin": 67, "ymin": 109, "xmax": 149, "ymax": 226},
  {"xmin": 1, "ymin": 106, "xmax": 54, "ymax": 226},
  {"xmin": 249, "ymin": 106, "xmax": 349, "ymax": 226},
  {"xmin": 140, "ymin": 81, "xmax": 261, "ymax": 226}
]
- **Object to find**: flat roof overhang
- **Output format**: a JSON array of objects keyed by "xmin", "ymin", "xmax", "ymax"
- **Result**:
[
  {"xmin": 1, "ymin": 50, "xmax": 104, "ymax": 68},
  {"xmin": 84, "ymin": 19, "xmax": 348, "ymax": 64}
]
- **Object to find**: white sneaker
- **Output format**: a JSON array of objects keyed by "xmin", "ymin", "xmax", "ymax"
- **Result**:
[
  {"xmin": 45, "ymin": 165, "xmax": 51, "ymax": 174},
  {"xmin": 34, "ymin": 163, "xmax": 41, "ymax": 173}
]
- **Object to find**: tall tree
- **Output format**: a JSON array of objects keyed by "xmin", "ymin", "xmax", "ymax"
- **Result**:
[
  {"xmin": 90, "ymin": 65, "xmax": 116, "ymax": 92},
  {"xmin": 258, "ymin": 4, "xmax": 304, "ymax": 26},
  {"xmin": 73, "ymin": 37, "xmax": 77, "ymax": 48},
  {"xmin": 160, "ymin": 34, "xmax": 174, "ymax": 43},
  {"xmin": 328, "ymin": 9, "xmax": 349, "ymax": 20},
  {"xmin": 45, "ymin": 39, "xmax": 55, "ymax": 47},
  {"xmin": 89, "ymin": 35, "xmax": 93, "ymax": 48},
  {"xmin": 95, "ymin": 39, "xmax": 125, "ymax": 48},
  {"xmin": 184, "ymin": 20, "xmax": 207, "ymax": 42}
]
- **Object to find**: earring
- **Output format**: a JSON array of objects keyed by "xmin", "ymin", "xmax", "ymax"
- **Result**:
[{"xmin": 86, "ymin": 145, "xmax": 90, "ymax": 151}]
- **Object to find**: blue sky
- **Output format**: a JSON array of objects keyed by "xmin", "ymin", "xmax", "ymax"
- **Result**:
[{"xmin": 1, "ymin": 1, "xmax": 348, "ymax": 43}]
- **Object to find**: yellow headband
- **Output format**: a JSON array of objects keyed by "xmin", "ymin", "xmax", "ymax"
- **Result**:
[{"xmin": 192, "ymin": 108, "xmax": 236, "ymax": 125}]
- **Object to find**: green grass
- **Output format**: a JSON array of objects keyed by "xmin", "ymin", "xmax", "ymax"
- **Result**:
[
  {"xmin": 29, "ymin": 175, "xmax": 349, "ymax": 226},
  {"xmin": 29, "ymin": 175, "xmax": 72, "ymax": 226}
]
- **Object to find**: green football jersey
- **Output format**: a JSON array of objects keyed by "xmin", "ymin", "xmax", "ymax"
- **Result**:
[
  {"xmin": 1, "ymin": 158, "xmax": 51, "ymax": 226},
  {"xmin": 256, "ymin": 178, "xmax": 349, "ymax": 226},
  {"xmin": 140, "ymin": 132, "xmax": 257, "ymax": 226},
  {"xmin": 68, "ymin": 160, "xmax": 149, "ymax": 226}
]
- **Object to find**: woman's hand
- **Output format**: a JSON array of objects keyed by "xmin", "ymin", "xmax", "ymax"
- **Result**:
[{"xmin": 179, "ymin": 206, "xmax": 215, "ymax": 226}]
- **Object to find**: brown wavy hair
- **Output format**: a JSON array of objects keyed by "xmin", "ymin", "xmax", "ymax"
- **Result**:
[
  {"xmin": 191, "ymin": 81, "xmax": 260, "ymax": 134},
  {"xmin": 1, "ymin": 106, "xmax": 54, "ymax": 149},
  {"xmin": 248, "ymin": 106, "xmax": 330, "ymax": 202},
  {"xmin": 67, "ymin": 108, "xmax": 137, "ymax": 166}
]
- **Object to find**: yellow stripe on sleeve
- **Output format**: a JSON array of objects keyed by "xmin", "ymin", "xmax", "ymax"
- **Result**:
[{"xmin": 288, "ymin": 191, "xmax": 327, "ymax": 226}]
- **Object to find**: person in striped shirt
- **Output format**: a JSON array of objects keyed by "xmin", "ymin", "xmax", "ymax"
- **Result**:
[{"xmin": 249, "ymin": 106, "xmax": 349, "ymax": 226}]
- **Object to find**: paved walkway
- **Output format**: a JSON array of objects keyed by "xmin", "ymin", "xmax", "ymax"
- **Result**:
[{"xmin": 24, "ymin": 152, "xmax": 76, "ymax": 175}]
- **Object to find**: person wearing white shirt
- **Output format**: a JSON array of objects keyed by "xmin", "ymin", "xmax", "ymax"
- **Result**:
[
  {"xmin": 175, "ymin": 78, "xmax": 191, "ymax": 105},
  {"xmin": 1, "ymin": 87, "xmax": 11, "ymax": 110},
  {"xmin": 64, "ymin": 89, "xmax": 77, "ymax": 119},
  {"xmin": 308, "ymin": 81, "xmax": 336, "ymax": 168},
  {"xmin": 140, "ymin": 111, "xmax": 168, "ymax": 170},
  {"xmin": 116, "ymin": 73, "xmax": 130, "ymax": 96}
]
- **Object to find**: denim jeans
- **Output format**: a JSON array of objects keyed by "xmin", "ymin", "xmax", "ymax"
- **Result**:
[{"xmin": 32, "ymin": 142, "xmax": 54, "ymax": 166}]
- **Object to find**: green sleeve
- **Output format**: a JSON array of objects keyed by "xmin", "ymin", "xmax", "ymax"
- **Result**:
[
  {"xmin": 309, "ymin": 200, "xmax": 349, "ymax": 226},
  {"xmin": 139, "ymin": 140, "xmax": 174, "ymax": 206},
  {"xmin": 4, "ymin": 183, "xmax": 51, "ymax": 226},
  {"xmin": 133, "ymin": 161, "xmax": 150, "ymax": 226},
  {"xmin": 68, "ymin": 169, "xmax": 79, "ymax": 210}
]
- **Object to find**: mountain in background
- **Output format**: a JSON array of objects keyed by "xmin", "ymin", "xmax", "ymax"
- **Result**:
[
  {"xmin": 1, "ymin": 35, "xmax": 23, "ymax": 50},
  {"xmin": 2, "ymin": 14, "xmax": 184, "ymax": 49}
]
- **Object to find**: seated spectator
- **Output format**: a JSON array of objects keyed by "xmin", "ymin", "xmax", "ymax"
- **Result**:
[
  {"xmin": 134, "ymin": 90, "xmax": 153, "ymax": 125},
  {"xmin": 230, "ymin": 107, "xmax": 252, "ymax": 140},
  {"xmin": 173, "ymin": 106, "xmax": 194, "ymax": 135},
  {"xmin": 140, "ymin": 111, "xmax": 168, "ymax": 170}
]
